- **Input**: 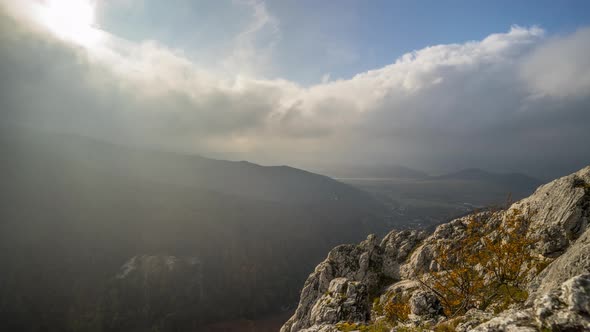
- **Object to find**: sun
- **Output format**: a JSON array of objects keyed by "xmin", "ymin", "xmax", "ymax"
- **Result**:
[{"xmin": 38, "ymin": 0, "xmax": 101, "ymax": 46}]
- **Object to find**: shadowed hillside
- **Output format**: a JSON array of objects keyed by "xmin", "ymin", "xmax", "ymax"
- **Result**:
[{"xmin": 0, "ymin": 129, "xmax": 390, "ymax": 331}]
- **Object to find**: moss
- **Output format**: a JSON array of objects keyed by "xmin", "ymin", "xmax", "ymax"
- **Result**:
[
  {"xmin": 372, "ymin": 297, "xmax": 383, "ymax": 316},
  {"xmin": 573, "ymin": 177, "xmax": 590, "ymax": 190},
  {"xmin": 433, "ymin": 317, "xmax": 465, "ymax": 332}
]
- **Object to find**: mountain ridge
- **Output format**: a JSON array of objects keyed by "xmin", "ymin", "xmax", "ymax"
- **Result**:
[{"xmin": 0, "ymin": 128, "xmax": 391, "ymax": 331}]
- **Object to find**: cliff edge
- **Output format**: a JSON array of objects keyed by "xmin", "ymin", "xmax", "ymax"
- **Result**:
[{"xmin": 282, "ymin": 166, "xmax": 590, "ymax": 332}]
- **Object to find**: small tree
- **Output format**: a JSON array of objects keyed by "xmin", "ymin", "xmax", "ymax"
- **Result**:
[{"xmin": 419, "ymin": 207, "xmax": 545, "ymax": 316}]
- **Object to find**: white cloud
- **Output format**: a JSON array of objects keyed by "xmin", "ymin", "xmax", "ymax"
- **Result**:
[
  {"xmin": 222, "ymin": 0, "xmax": 281, "ymax": 76},
  {"xmin": 521, "ymin": 27, "xmax": 590, "ymax": 98},
  {"xmin": 1, "ymin": 2, "xmax": 589, "ymax": 177}
]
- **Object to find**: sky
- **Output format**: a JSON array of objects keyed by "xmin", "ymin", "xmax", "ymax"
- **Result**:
[{"xmin": 1, "ymin": 0, "xmax": 590, "ymax": 178}]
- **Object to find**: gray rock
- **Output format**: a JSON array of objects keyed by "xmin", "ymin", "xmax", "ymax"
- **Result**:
[
  {"xmin": 511, "ymin": 166, "xmax": 590, "ymax": 257},
  {"xmin": 527, "ymin": 222, "xmax": 590, "ymax": 304},
  {"xmin": 281, "ymin": 234, "xmax": 387, "ymax": 332},
  {"xmin": 308, "ymin": 278, "xmax": 370, "ymax": 326},
  {"xmin": 409, "ymin": 290, "xmax": 444, "ymax": 318},
  {"xmin": 473, "ymin": 273, "xmax": 590, "ymax": 331},
  {"xmin": 455, "ymin": 309, "xmax": 494, "ymax": 332},
  {"xmin": 381, "ymin": 229, "xmax": 428, "ymax": 280},
  {"xmin": 282, "ymin": 166, "xmax": 590, "ymax": 332},
  {"xmin": 377, "ymin": 279, "xmax": 420, "ymax": 307},
  {"xmin": 535, "ymin": 273, "xmax": 590, "ymax": 331},
  {"xmin": 470, "ymin": 309, "xmax": 538, "ymax": 332},
  {"xmin": 299, "ymin": 325, "xmax": 339, "ymax": 332}
]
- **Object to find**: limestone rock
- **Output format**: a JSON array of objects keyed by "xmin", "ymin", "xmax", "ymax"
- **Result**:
[
  {"xmin": 381, "ymin": 229, "xmax": 427, "ymax": 280},
  {"xmin": 470, "ymin": 309, "xmax": 537, "ymax": 332},
  {"xmin": 511, "ymin": 165, "xmax": 590, "ymax": 257},
  {"xmin": 299, "ymin": 325, "xmax": 339, "ymax": 332},
  {"xmin": 535, "ymin": 273, "xmax": 590, "ymax": 331},
  {"xmin": 409, "ymin": 290, "xmax": 444, "ymax": 318},
  {"xmin": 280, "ymin": 234, "xmax": 386, "ymax": 332},
  {"xmin": 282, "ymin": 166, "xmax": 590, "ymax": 332},
  {"xmin": 308, "ymin": 278, "xmax": 370, "ymax": 326},
  {"xmin": 527, "ymin": 222, "xmax": 590, "ymax": 303},
  {"xmin": 455, "ymin": 309, "xmax": 494, "ymax": 332},
  {"xmin": 472, "ymin": 273, "xmax": 590, "ymax": 331}
]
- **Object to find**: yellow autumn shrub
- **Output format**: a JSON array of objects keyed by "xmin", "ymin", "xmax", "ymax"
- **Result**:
[{"xmin": 419, "ymin": 207, "xmax": 547, "ymax": 316}]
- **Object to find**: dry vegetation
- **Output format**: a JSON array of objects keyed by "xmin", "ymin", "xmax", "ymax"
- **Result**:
[
  {"xmin": 420, "ymin": 208, "xmax": 546, "ymax": 316},
  {"xmin": 338, "ymin": 207, "xmax": 551, "ymax": 331}
]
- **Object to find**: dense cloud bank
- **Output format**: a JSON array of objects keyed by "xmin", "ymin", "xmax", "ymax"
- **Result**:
[{"xmin": 1, "ymin": 2, "xmax": 589, "ymax": 178}]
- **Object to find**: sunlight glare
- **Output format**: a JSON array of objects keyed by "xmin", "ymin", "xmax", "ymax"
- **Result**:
[{"xmin": 39, "ymin": 0, "xmax": 101, "ymax": 46}]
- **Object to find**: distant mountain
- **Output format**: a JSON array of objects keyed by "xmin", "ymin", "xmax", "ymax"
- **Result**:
[
  {"xmin": 0, "ymin": 129, "xmax": 391, "ymax": 332},
  {"xmin": 3, "ymin": 129, "xmax": 372, "ymax": 205},
  {"xmin": 339, "ymin": 168, "xmax": 543, "ymax": 229},
  {"xmin": 317, "ymin": 164, "xmax": 428, "ymax": 179},
  {"xmin": 435, "ymin": 168, "xmax": 542, "ymax": 189}
]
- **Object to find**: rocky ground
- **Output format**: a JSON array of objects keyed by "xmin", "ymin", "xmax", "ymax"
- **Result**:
[{"xmin": 281, "ymin": 166, "xmax": 590, "ymax": 332}]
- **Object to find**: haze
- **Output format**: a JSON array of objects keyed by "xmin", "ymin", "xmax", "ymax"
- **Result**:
[
  {"xmin": 1, "ymin": 0, "xmax": 589, "ymax": 179},
  {"xmin": 3, "ymin": 1, "xmax": 590, "ymax": 332}
]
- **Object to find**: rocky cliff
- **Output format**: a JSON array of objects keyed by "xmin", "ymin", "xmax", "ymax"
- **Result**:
[{"xmin": 281, "ymin": 166, "xmax": 590, "ymax": 332}]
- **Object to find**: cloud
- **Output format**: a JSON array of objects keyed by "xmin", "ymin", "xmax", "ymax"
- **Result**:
[
  {"xmin": 1, "ymin": 2, "xmax": 589, "ymax": 178},
  {"xmin": 222, "ymin": 0, "xmax": 281, "ymax": 76},
  {"xmin": 521, "ymin": 27, "xmax": 590, "ymax": 98}
]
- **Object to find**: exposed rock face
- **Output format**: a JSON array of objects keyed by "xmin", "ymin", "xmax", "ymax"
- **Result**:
[
  {"xmin": 281, "ymin": 235, "xmax": 384, "ymax": 332},
  {"xmin": 409, "ymin": 290, "xmax": 444, "ymax": 318},
  {"xmin": 472, "ymin": 273, "xmax": 590, "ymax": 331},
  {"xmin": 511, "ymin": 166, "xmax": 590, "ymax": 257},
  {"xmin": 281, "ymin": 166, "xmax": 590, "ymax": 332},
  {"xmin": 381, "ymin": 229, "xmax": 428, "ymax": 280},
  {"xmin": 308, "ymin": 278, "xmax": 369, "ymax": 326},
  {"xmin": 454, "ymin": 309, "xmax": 494, "ymax": 332},
  {"xmin": 527, "ymin": 226, "xmax": 590, "ymax": 304}
]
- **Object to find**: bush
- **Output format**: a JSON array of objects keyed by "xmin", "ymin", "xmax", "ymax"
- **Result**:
[
  {"xmin": 418, "ymin": 208, "xmax": 547, "ymax": 316},
  {"xmin": 383, "ymin": 293, "xmax": 411, "ymax": 323}
]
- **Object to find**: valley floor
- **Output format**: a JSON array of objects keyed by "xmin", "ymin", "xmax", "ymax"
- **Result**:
[{"xmin": 199, "ymin": 311, "xmax": 293, "ymax": 332}]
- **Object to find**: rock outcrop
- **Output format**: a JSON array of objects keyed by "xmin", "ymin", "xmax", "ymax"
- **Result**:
[
  {"xmin": 281, "ymin": 231, "xmax": 426, "ymax": 332},
  {"xmin": 409, "ymin": 290, "xmax": 444, "ymax": 318},
  {"xmin": 281, "ymin": 166, "xmax": 590, "ymax": 332},
  {"xmin": 472, "ymin": 273, "xmax": 590, "ymax": 331},
  {"xmin": 308, "ymin": 278, "xmax": 370, "ymax": 326},
  {"xmin": 527, "ymin": 225, "xmax": 590, "ymax": 304}
]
